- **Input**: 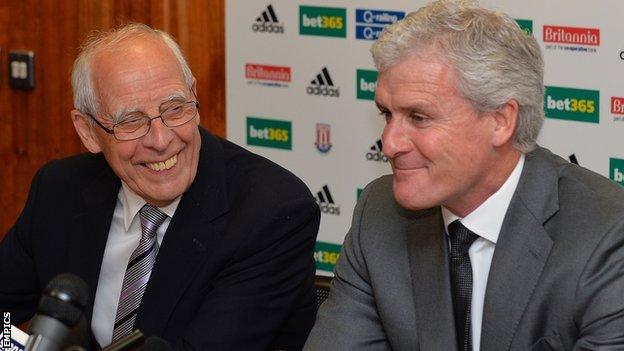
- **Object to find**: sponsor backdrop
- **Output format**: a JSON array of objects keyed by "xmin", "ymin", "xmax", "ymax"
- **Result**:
[{"xmin": 226, "ymin": 1, "xmax": 624, "ymax": 275}]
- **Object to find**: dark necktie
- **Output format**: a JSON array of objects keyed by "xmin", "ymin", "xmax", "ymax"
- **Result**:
[
  {"xmin": 112, "ymin": 205, "xmax": 168, "ymax": 342},
  {"xmin": 448, "ymin": 220, "xmax": 479, "ymax": 351}
]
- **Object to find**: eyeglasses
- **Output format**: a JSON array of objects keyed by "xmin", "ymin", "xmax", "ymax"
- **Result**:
[{"xmin": 86, "ymin": 100, "xmax": 200, "ymax": 141}]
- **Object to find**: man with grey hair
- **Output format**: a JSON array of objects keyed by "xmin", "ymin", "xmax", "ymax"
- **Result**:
[
  {"xmin": 305, "ymin": 1, "xmax": 624, "ymax": 350},
  {"xmin": 0, "ymin": 24, "xmax": 320, "ymax": 350}
]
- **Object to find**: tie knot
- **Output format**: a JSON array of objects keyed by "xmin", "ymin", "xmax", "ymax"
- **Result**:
[
  {"xmin": 448, "ymin": 220, "xmax": 479, "ymax": 258},
  {"xmin": 139, "ymin": 205, "xmax": 168, "ymax": 239}
]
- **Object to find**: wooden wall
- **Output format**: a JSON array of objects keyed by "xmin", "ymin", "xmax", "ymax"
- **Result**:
[{"xmin": 0, "ymin": 0, "xmax": 225, "ymax": 236}]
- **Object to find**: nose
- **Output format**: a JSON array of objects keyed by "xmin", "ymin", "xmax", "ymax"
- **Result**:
[
  {"xmin": 142, "ymin": 117, "xmax": 174, "ymax": 150},
  {"xmin": 381, "ymin": 116, "xmax": 411, "ymax": 159}
]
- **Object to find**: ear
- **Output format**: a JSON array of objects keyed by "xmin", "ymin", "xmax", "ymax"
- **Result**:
[
  {"xmin": 71, "ymin": 110, "xmax": 102, "ymax": 153},
  {"xmin": 490, "ymin": 99, "xmax": 519, "ymax": 148},
  {"xmin": 190, "ymin": 79, "xmax": 200, "ymax": 125},
  {"xmin": 191, "ymin": 78, "xmax": 197, "ymax": 96}
]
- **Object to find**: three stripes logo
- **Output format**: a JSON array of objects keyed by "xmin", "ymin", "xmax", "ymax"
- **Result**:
[
  {"xmin": 252, "ymin": 4, "xmax": 284, "ymax": 33},
  {"xmin": 316, "ymin": 185, "xmax": 340, "ymax": 215},
  {"xmin": 366, "ymin": 139, "xmax": 388, "ymax": 162},
  {"xmin": 306, "ymin": 67, "xmax": 339, "ymax": 97}
]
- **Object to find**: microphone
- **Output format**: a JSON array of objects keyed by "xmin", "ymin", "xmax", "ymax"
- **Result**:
[{"xmin": 24, "ymin": 273, "xmax": 89, "ymax": 351}]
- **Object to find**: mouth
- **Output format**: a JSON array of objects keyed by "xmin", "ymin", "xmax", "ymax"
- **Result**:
[{"xmin": 143, "ymin": 154, "xmax": 178, "ymax": 172}]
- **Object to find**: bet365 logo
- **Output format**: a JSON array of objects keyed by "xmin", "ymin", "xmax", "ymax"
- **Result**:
[
  {"xmin": 300, "ymin": 6, "xmax": 346, "ymax": 38},
  {"xmin": 610, "ymin": 158, "xmax": 624, "ymax": 186},
  {"xmin": 246, "ymin": 117, "xmax": 292, "ymax": 150},
  {"xmin": 356, "ymin": 69, "xmax": 378, "ymax": 100},
  {"xmin": 314, "ymin": 241, "xmax": 342, "ymax": 272},
  {"xmin": 544, "ymin": 86, "xmax": 599, "ymax": 123}
]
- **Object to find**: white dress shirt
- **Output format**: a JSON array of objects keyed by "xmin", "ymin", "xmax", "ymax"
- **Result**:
[
  {"xmin": 442, "ymin": 154, "xmax": 525, "ymax": 351},
  {"xmin": 91, "ymin": 182, "xmax": 180, "ymax": 347}
]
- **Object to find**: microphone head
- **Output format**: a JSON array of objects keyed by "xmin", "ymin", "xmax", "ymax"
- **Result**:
[{"xmin": 38, "ymin": 273, "xmax": 89, "ymax": 327}]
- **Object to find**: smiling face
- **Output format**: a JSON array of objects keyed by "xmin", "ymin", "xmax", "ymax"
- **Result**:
[
  {"xmin": 73, "ymin": 36, "xmax": 201, "ymax": 207},
  {"xmin": 376, "ymin": 53, "xmax": 518, "ymax": 216}
]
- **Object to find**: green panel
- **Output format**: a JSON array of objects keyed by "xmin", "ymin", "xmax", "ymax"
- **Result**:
[
  {"xmin": 246, "ymin": 117, "xmax": 292, "ymax": 150},
  {"xmin": 515, "ymin": 19, "xmax": 533, "ymax": 35},
  {"xmin": 314, "ymin": 241, "xmax": 342, "ymax": 272},
  {"xmin": 356, "ymin": 69, "xmax": 378, "ymax": 100},
  {"xmin": 610, "ymin": 158, "xmax": 624, "ymax": 186},
  {"xmin": 544, "ymin": 86, "xmax": 599, "ymax": 123},
  {"xmin": 300, "ymin": 6, "xmax": 347, "ymax": 38}
]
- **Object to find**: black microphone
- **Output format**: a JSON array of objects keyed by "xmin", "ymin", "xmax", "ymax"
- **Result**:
[{"xmin": 24, "ymin": 273, "xmax": 89, "ymax": 351}]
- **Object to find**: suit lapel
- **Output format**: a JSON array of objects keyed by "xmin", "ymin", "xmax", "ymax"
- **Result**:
[
  {"xmin": 406, "ymin": 208, "xmax": 458, "ymax": 351},
  {"xmin": 480, "ymin": 149, "xmax": 558, "ymax": 351},
  {"xmin": 68, "ymin": 157, "xmax": 120, "ymax": 324},
  {"xmin": 136, "ymin": 129, "xmax": 229, "ymax": 335}
]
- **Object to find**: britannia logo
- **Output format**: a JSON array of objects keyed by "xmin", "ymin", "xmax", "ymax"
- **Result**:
[
  {"xmin": 316, "ymin": 185, "xmax": 340, "ymax": 215},
  {"xmin": 252, "ymin": 4, "xmax": 284, "ymax": 33},
  {"xmin": 315, "ymin": 123, "xmax": 332, "ymax": 153},
  {"xmin": 612, "ymin": 97, "xmax": 624, "ymax": 122},
  {"xmin": 366, "ymin": 139, "xmax": 388, "ymax": 162},
  {"xmin": 543, "ymin": 25, "xmax": 600, "ymax": 53},
  {"xmin": 245, "ymin": 63, "xmax": 291, "ymax": 88},
  {"xmin": 307, "ymin": 67, "xmax": 339, "ymax": 97}
]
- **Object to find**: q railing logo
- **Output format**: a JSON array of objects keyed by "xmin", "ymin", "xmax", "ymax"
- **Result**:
[
  {"xmin": 544, "ymin": 86, "xmax": 599, "ymax": 124},
  {"xmin": 356, "ymin": 69, "xmax": 378, "ymax": 100},
  {"xmin": 246, "ymin": 117, "xmax": 292, "ymax": 150},
  {"xmin": 316, "ymin": 185, "xmax": 340, "ymax": 215},
  {"xmin": 314, "ymin": 241, "xmax": 342, "ymax": 272},
  {"xmin": 245, "ymin": 63, "xmax": 291, "ymax": 88},
  {"xmin": 315, "ymin": 123, "xmax": 332, "ymax": 153},
  {"xmin": 610, "ymin": 158, "xmax": 624, "ymax": 186},
  {"xmin": 307, "ymin": 67, "xmax": 339, "ymax": 97},
  {"xmin": 252, "ymin": 4, "xmax": 284, "ymax": 34},
  {"xmin": 366, "ymin": 139, "xmax": 388, "ymax": 162},
  {"xmin": 543, "ymin": 25, "xmax": 600, "ymax": 53},
  {"xmin": 355, "ymin": 9, "xmax": 405, "ymax": 40},
  {"xmin": 612, "ymin": 97, "xmax": 624, "ymax": 122},
  {"xmin": 300, "ymin": 5, "xmax": 346, "ymax": 38}
]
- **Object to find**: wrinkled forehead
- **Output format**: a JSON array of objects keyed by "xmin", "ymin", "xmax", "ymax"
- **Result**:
[{"xmin": 90, "ymin": 37, "xmax": 189, "ymax": 113}]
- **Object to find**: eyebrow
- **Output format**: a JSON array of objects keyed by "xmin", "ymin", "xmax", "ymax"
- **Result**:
[{"xmin": 110, "ymin": 90, "xmax": 190, "ymax": 123}]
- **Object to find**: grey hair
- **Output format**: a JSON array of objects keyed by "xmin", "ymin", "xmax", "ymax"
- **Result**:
[
  {"xmin": 371, "ymin": 0, "xmax": 544, "ymax": 152},
  {"xmin": 71, "ymin": 23, "xmax": 194, "ymax": 117}
]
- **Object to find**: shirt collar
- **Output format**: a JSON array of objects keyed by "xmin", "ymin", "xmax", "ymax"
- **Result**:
[
  {"xmin": 442, "ymin": 154, "xmax": 525, "ymax": 244},
  {"xmin": 119, "ymin": 182, "xmax": 181, "ymax": 231}
]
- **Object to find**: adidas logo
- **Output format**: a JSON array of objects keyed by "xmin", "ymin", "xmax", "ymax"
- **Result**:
[
  {"xmin": 252, "ymin": 4, "xmax": 284, "ymax": 33},
  {"xmin": 306, "ymin": 67, "xmax": 340, "ymax": 97},
  {"xmin": 366, "ymin": 139, "xmax": 388, "ymax": 162},
  {"xmin": 316, "ymin": 185, "xmax": 341, "ymax": 215}
]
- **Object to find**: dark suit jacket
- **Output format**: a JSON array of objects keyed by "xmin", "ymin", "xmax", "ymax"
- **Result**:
[
  {"xmin": 304, "ymin": 147, "xmax": 624, "ymax": 350},
  {"xmin": 0, "ymin": 127, "xmax": 320, "ymax": 350}
]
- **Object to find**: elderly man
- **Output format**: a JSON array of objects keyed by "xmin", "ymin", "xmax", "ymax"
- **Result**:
[
  {"xmin": 0, "ymin": 24, "xmax": 320, "ymax": 350},
  {"xmin": 305, "ymin": 1, "xmax": 624, "ymax": 350}
]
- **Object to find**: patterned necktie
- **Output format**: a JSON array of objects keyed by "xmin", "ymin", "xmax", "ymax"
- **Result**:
[
  {"xmin": 112, "ymin": 205, "xmax": 168, "ymax": 342},
  {"xmin": 448, "ymin": 220, "xmax": 479, "ymax": 351}
]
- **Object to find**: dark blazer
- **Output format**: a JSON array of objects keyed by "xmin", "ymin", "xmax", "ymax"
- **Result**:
[
  {"xmin": 0, "ymin": 127, "xmax": 320, "ymax": 350},
  {"xmin": 304, "ymin": 147, "xmax": 624, "ymax": 350}
]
